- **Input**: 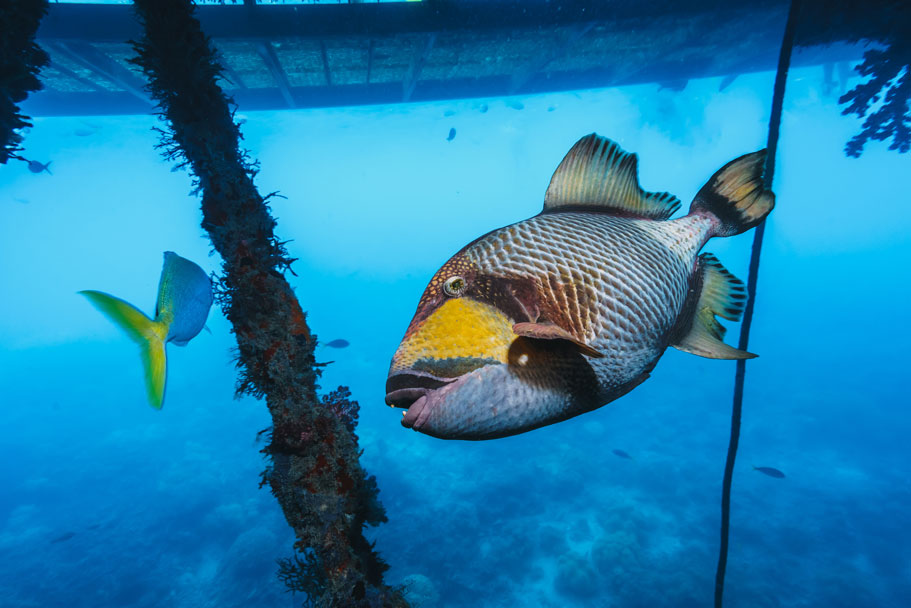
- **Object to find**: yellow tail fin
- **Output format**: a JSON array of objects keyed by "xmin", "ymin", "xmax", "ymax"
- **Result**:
[{"xmin": 79, "ymin": 290, "xmax": 169, "ymax": 409}]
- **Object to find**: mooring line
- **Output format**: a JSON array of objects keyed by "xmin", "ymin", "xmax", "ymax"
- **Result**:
[{"xmin": 714, "ymin": 1, "xmax": 801, "ymax": 606}]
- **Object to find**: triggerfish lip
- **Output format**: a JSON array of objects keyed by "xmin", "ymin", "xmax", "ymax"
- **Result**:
[
  {"xmin": 384, "ymin": 370, "xmax": 454, "ymax": 409},
  {"xmin": 398, "ymin": 373, "xmax": 471, "ymax": 434},
  {"xmin": 401, "ymin": 395, "xmax": 430, "ymax": 430}
]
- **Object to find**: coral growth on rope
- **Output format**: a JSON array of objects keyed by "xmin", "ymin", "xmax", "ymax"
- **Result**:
[
  {"xmin": 812, "ymin": 0, "xmax": 911, "ymax": 157},
  {"xmin": 795, "ymin": 0, "xmax": 910, "ymax": 157},
  {"xmin": 840, "ymin": 40, "xmax": 910, "ymax": 157},
  {"xmin": 0, "ymin": 0, "xmax": 49, "ymax": 165},
  {"xmin": 129, "ymin": 1, "xmax": 407, "ymax": 605}
]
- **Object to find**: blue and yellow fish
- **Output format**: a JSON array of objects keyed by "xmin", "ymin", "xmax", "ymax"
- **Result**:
[{"xmin": 80, "ymin": 252, "xmax": 213, "ymax": 409}]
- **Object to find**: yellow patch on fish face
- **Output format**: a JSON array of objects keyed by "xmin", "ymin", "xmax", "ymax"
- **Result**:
[{"xmin": 391, "ymin": 297, "xmax": 515, "ymax": 377}]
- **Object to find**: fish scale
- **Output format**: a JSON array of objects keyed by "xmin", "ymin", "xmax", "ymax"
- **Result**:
[{"xmin": 460, "ymin": 212, "xmax": 701, "ymax": 394}]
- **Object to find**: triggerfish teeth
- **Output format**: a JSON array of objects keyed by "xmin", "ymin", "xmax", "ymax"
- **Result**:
[{"xmin": 385, "ymin": 133, "xmax": 774, "ymax": 440}]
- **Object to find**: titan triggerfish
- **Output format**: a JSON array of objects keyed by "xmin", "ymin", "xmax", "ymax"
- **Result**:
[{"xmin": 385, "ymin": 133, "xmax": 775, "ymax": 440}]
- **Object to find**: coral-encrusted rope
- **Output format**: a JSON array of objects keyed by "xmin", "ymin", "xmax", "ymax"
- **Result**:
[
  {"xmin": 714, "ymin": 0, "xmax": 801, "ymax": 606},
  {"xmin": 129, "ymin": 1, "xmax": 406, "ymax": 605}
]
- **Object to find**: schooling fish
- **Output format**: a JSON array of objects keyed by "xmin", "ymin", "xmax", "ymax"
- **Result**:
[
  {"xmin": 27, "ymin": 160, "xmax": 51, "ymax": 174},
  {"xmin": 325, "ymin": 338, "xmax": 350, "ymax": 349},
  {"xmin": 612, "ymin": 449, "xmax": 633, "ymax": 460},
  {"xmin": 385, "ymin": 134, "xmax": 774, "ymax": 440},
  {"xmin": 446, "ymin": 128, "xmax": 457, "ymax": 142},
  {"xmin": 80, "ymin": 252, "xmax": 213, "ymax": 409},
  {"xmin": 753, "ymin": 465, "xmax": 786, "ymax": 479}
]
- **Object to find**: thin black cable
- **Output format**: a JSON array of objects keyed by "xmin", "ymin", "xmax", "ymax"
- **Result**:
[{"xmin": 714, "ymin": 1, "xmax": 801, "ymax": 606}]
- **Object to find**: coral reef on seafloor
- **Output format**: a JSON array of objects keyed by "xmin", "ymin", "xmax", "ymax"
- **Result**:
[
  {"xmin": 401, "ymin": 574, "xmax": 440, "ymax": 608},
  {"xmin": 554, "ymin": 552, "xmax": 600, "ymax": 598},
  {"xmin": 128, "ymin": 1, "xmax": 408, "ymax": 606},
  {"xmin": 0, "ymin": 0, "xmax": 49, "ymax": 165}
]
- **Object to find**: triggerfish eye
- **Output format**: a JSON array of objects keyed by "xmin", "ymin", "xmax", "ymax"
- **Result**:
[{"xmin": 443, "ymin": 276, "xmax": 466, "ymax": 296}]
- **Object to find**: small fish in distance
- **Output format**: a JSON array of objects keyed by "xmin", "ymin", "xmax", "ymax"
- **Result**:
[
  {"xmin": 51, "ymin": 532, "xmax": 76, "ymax": 544},
  {"xmin": 80, "ymin": 252, "xmax": 213, "ymax": 409},
  {"xmin": 325, "ymin": 339, "xmax": 350, "ymax": 349},
  {"xmin": 27, "ymin": 160, "xmax": 51, "ymax": 174},
  {"xmin": 753, "ymin": 466, "xmax": 786, "ymax": 479},
  {"xmin": 478, "ymin": 103, "xmax": 489, "ymax": 113},
  {"xmin": 612, "ymin": 449, "xmax": 633, "ymax": 460},
  {"xmin": 446, "ymin": 128, "xmax": 457, "ymax": 142}
]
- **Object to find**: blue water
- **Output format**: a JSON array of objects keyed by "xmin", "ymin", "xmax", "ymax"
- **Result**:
[{"xmin": 2, "ymin": 64, "xmax": 909, "ymax": 607}]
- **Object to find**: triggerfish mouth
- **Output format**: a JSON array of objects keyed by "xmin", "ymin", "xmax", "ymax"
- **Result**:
[
  {"xmin": 80, "ymin": 252, "xmax": 213, "ymax": 409},
  {"xmin": 386, "ymin": 134, "xmax": 775, "ymax": 440}
]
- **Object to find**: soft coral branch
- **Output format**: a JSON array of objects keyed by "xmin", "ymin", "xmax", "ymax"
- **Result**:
[
  {"xmin": 840, "ymin": 40, "xmax": 911, "ymax": 157},
  {"xmin": 0, "ymin": 0, "xmax": 49, "ymax": 165}
]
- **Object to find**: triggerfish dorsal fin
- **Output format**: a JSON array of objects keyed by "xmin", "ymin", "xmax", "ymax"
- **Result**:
[
  {"xmin": 671, "ymin": 253, "xmax": 756, "ymax": 360},
  {"xmin": 543, "ymin": 133, "xmax": 681, "ymax": 220},
  {"xmin": 79, "ymin": 290, "xmax": 169, "ymax": 409}
]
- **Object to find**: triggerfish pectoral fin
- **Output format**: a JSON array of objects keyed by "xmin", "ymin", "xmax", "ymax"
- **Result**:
[
  {"xmin": 79, "ymin": 290, "xmax": 169, "ymax": 409},
  {"xmin": 512, "ymin": 322, "xmax": 605, "ymax": 358}
]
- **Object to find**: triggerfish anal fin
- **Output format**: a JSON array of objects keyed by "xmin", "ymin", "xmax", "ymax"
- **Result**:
[
  {"xmin": 513, "ymin": 322, "xmax": 606, "ymax": 358},
  {"xmin": 671, "ymin": 254, "xmax": 755, "ymax": 360},
  {"xmin": 543, "ymin": 133, "xmax": 681, "ymax": 220},
  {"xmin": 79, "ymin": 290, "xmax": 169, "ymax": 409}
]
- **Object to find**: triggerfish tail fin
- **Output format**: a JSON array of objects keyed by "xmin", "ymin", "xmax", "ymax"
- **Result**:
[
  {"xmin": 671, "ymin": 254, "xmax": 756, "ymax": 360},
  {"xmin": 79, "ymin": 290, "xmax": 169, "ymax": 409},
  {"xmin": 690, "ymin": 149, "xmax": 775, "ymax": 237}
]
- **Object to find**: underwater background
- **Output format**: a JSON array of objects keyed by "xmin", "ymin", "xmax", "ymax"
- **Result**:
[{"xmin": 2, "ymin": 56, "xmax": 910, "ymax": 608}]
